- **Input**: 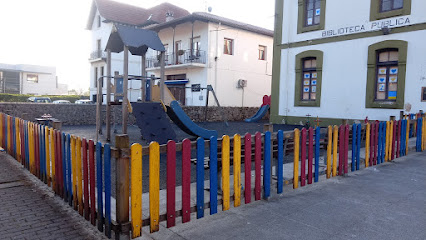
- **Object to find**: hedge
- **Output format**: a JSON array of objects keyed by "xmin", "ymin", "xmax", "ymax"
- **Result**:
[{"xmin": 0, "ymin": 93, "xmax": 89, "ymax": 103}]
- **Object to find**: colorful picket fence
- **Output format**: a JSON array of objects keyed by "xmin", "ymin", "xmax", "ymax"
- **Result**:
[
  {"xmin": 0, "ymin": 113, "xmax": 114, "ymax": 238},
  {"xmin": 1, "ymin": 111, "xmax": 425, "ymax": 239},
  {"xmin": 128, "ymin": 116, "xmax": 426, "ymax": 238}
]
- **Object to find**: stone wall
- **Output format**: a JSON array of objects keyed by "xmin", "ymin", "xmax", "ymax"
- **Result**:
[{"xmin": 0, "ymin": 103, "xmax": 268, "ymax": 125}]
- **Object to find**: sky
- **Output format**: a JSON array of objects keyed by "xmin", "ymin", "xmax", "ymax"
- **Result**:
[{"xmin": 0, "ymin": 0, "xmax": 275, "ymax": 92}]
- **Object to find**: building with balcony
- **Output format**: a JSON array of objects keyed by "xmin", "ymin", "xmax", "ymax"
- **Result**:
[
  {"xmin": 0, "ymin": 63, "xmax": 68, "ymax": 95},
  {"xmin": 271, "ymin": 0, "xmax": 426, "ymax": 124},
  {"xmin": 87, "ymin": 0, "xmax": 273, "ymax": 107}
]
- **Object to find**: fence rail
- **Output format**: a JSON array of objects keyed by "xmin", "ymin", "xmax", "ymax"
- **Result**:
[{"xmin": 0, "ymin": 111, "xmax": 425, "ymax": 239}]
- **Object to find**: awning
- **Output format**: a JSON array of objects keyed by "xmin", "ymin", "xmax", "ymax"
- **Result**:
[
  {"xmin": 105, "ymin": 24, "xmax": 165, "ymax": 56},
  {"xmin": 164, "ymin": 80, "xmax": 189, "ymax": 85}
]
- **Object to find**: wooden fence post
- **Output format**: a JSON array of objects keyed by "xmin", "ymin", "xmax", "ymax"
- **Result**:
[{"xmin": 116, "ymin": 134, "xmax": 130, "ymax": 239}]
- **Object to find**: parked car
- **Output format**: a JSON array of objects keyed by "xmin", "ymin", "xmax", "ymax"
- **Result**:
[
  {"xmin": 27, "ymin": 97, "xmax": 51, "ymax": 103},
  {"xmin": 52, "ymin": 100, "xmax": 71, "ymax": 104},
  {"xmin": 75, "ymin": 99, "xmax": 93, "ymax": 104}
]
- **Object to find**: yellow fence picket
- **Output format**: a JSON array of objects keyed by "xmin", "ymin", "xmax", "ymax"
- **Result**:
[
  {"xmin": 222, "ymin": 135, "xmax": 230, "ymax": 211},
  {"xmin": 326, "ymin": 126, "xmax": 332, "ymax": 178},
  {"xmin": 130, "ymin": 143, "xmax": 142, "ymax": 238},
  {"xmin": 365, "ymin": 123, "xmax": 370, "ymax": 168},
  {"xmin": 332, "ymin": 125, "xmax": 338, "ymax": 177},
  {"xmin": 293, "ymin": 129, "xmax": 299, "ymax": 189},
  {"xmin": 149, "ymin": 142, "xmax": 160, "ymax": 233}
]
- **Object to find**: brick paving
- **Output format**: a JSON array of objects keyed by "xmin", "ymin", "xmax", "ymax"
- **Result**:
[{"xmin": 0, "ymin": 152, "xmax": 108, "ymax": 240}]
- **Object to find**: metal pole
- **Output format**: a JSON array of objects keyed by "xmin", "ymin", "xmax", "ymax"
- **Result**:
[
  {"xmin": 160, "ymin": 51, "xmax": 165, "ymax": 103},
  {"xmin": 122, "ymin": 46, "xmax": 129, "ymax": 134},
  {"xmin": 115, "ymin": 134, "xmax": 130, "ymax": 240},
  {"xmin": 208, "ymin": 85, "xmax": 229, "ymax": 126},
  {"xmin": 141, "ymin": 54, "xmax": 146, "ymax": 102},
  {"xmin": 96, "ymin": 75, "xmax": 102, "ymax": 141},
  {"xmin": 204, "ymin": 88, "xmax": 209, "ymax": 121},
  {"xmin": 106, "ymin": 49, "xmax": 112, "ymax": 142}
]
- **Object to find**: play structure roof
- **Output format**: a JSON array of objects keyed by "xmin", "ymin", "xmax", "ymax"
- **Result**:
[{"xmin": 106, "ymin": 24, "xmax": 165, "ymax": 55}]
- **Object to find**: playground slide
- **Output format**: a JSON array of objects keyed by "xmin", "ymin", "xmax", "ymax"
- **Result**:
[
  {"xmin": 244, "ymin": 105, "xmax": 269, "ymax": 123},
  {"xmin": 166, "ymin": 100, "xmax": 218, "ymax": 139}
]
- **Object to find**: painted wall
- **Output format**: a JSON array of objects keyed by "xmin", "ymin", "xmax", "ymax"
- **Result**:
[
  {"xmin": 281, "ymin": 0, "xmax": 426, "ymax": 44},
  {"xmin": 274, "ymin": 0, "xmax": 426, "ymax": 123},
  {"xmin": 0, "ymin": 63, "xmax": 66, "ymax": 95},
  {"xmin": 142, "ymin": 20, "xmax": 273, "ymax": 107},
  {"xmin": 89, "ymin": 11, "xmax": 143, "ymax": 103},
  {"xmin": 207, "ymin": 22, "xmax": 273, "ymax": 108}
]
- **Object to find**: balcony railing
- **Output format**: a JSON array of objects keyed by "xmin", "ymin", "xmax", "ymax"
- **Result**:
[
  {"xmin": 146, "ymin": 50, "xmax": 206, "ymax": 68},
  {"xmin": 89, "ymin": 50, "xmax": 106, "ymax": 61}
]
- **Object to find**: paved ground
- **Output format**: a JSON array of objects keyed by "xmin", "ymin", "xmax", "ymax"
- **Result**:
[
  {"xmin": 142, "ymin": 151, "xmax": 426, "ymax": 240},
  {"xmin": 0, "ymin": 152, "xmax": 108, "ymax": 240}
]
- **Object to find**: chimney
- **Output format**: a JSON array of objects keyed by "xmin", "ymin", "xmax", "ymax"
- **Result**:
[{"xmin": 166, "ymin": 11, "xmax": 174, "ymax": 22}]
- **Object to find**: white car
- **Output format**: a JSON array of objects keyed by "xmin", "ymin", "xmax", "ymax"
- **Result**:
[
  {"xmin": 52, "ymin": 100, "xmax": 71, "ymax": 104},
  {"xmin": 75, "ymin": 99, "xmax": 93, "ymax": 104}
]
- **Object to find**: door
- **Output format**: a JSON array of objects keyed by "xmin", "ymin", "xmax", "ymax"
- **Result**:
[
  {"xmin": 175, "ymin": 41, "xmax": 183, "ymax": 64},
  {"xmin": 167, "ymin": 74, "xmax": 186, "ymax": 105}
]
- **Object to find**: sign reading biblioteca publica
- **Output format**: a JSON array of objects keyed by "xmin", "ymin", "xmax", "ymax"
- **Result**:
[{"xmin": 321, "ymin": 17, "xmax": 410, "ymax": 38}]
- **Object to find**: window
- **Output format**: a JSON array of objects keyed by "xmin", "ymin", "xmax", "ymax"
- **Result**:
[
  {"xmin": 97, "ymin": 15, "xmax": 101, "ymax": 28},
  {"xmin": 224, "ymin": 38, "xmax": 233, "ymax": 55},
  {"xmin": 366, "ymin": 40, "xmax": 407, "ymax": 109},
  {"xmin": 27, "ymin": 74, "xmax": 38, "ymax": 83},
  {"xmin": 305, "ymin": 0, "xmax": 321, "ymax": 26},
  {"xmin": 258, "ymin": 45, "xmax": 266, "ymax": 60},
  {"xmin": 191, "ymin": 37, "xmax": 201, "ymax": 56},
  {"xmin": 301, "ymin": 58, "xmax": 317, "ymax": 101},
  {"xmin": 94, "ymin": 67, "xmax": 98, "ymax": 88},
  {"xmin": 100, "ymin": 66, "xmax": 104, "ymax": 87},
  {"xmin": 380, "ymin": 0, "xmax": 403, "ymax": 12},
  {"xmin": 97, "ymin": 39, "xmax": 101, "ymax": 52},
  {"xmin": 375, "ymin": 49, "xmax": 399, "ymax": 101},
  {"xmin": 370, "ymin": 0, "xmax": 411, "ymax": 21},
  {"xmin": 297, "ymin": 0, "xmax": 326, "ymax": 33},
  {"xmin": 294, "ymin": 50, "xmax": 323, "ymax": 107},
  {"xmin": 422, "ymin": 87, "xmax": 426, "ymax": 102}
]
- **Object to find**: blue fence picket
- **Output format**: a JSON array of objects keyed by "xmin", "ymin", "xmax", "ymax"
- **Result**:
[
  {"xmin": 96, "ymin": 142, "xmax": 103, "ymax": 231},
  {"xmin": 209, "ymin": 136, "xmax": 218, "ymax": 215},
  {"xmin": 104, "ymin": 143, "xmax": 111, "ymax": 238},
  {"xmin": 379, "ymin": 122, "xmax": 383, "ymax": 164},
  {"xmin": 351, "ymin": 124, "xmax": 356, "ymax": 172},
  {"xmin": 196, "ymin": 138, "xmax": 205, "ymax": 219},
  {"xmin": 382, "ymin": 122, "xmax": 387, "ymax": 163},
  {"xmin": 277, "ymin": 130, "xmax": 283, "ymax": 194},
  {"xmin": 25, "ymin": 122, "xmax": 29, "ymax": 169},
  {"xmin": 314, "ymin": 127, "xmax": 320, "ymax": 182},
  {"xmin": 356, "ymin": 124, "xmax": 361, "ymax": 170},
  {"xmin": 67, "ymin": 134, "xmax": 72, "ymax": 206},
  {"xmin": 399, "ymin": 120, "xmax": 406, "ymax": 157},
  {"xmin": 39, "ymin": 125, "xmax": 43, "ymax": 180},
  {"xmin": 377, "ymin": 122, "xmax": 382, "ymax": 164},
  {"xmin": 263, "ymin": 131, "xmax": 271, "ymax": 199},
  {"xmin": 12, "ymin": 117, "xmax": 16, "ymax": 158},
  {"xmin": 62, "ymin": 133, "xmax": 67, "ymax": 200},
  {"xmin": 416, "ymin": 118, "xmax": 421, "ymax": 152}
]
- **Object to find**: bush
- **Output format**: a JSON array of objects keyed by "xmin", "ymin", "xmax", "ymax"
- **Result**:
[{"xmin": 0, "ymin": 93, "xmax": 89, "ymax": 103}]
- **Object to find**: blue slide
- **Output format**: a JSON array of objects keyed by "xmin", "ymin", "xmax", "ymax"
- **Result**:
[
  {"xmin": 166, "ymin": 100, "xmax": 218, "ymax": 139},
  {"xmin": 244, "ymin": 105, "xmax": 269, "ymax": 123}
]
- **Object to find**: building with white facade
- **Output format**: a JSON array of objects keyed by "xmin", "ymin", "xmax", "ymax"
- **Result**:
[
  {"xmin": 87, "ymin": 0, "xmax": 273, "ymax": 107},
  {"xmin": 0, "ymin": 63, "xmax": 67, "ymax": 95},
  {"xmin": 271, "ymin": 0, "xmax": 426, "ymax": 125}
]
